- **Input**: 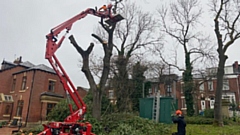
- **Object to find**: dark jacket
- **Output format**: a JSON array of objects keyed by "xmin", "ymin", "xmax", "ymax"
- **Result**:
[{"xmin": 172, "ymin": 115, "xmax": 186, "ymax": 135}]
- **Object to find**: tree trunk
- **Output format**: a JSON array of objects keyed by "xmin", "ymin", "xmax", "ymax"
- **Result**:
[
  {"xmin": 214, "ymin": 51, "xmax": 227, "ymax": 126},
  {"xmin": 92, "ymin": 88, "xmax": 102, "ymax": 119},
  {"xmin": 115, "ymin": 56, "xmax": 132, "ymax": 112},
  {"xmin": 183, "ymin": 52, "xmax": 194, "ymax": 116}
]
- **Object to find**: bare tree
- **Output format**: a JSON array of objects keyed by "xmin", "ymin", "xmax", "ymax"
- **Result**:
[
  {"xmin": 68, "ymin": 1, "xmax": 122, "ymax": 119},
  {"xmin": 145, "ymin": 62, "xmax": 168, "ymax": 79},
  {"xmin": 157, "ymin": 0, "xmax": 216, "ymax": 116},
  {"xmin": 108, "ymin": 1, "xmax": 161, "ymax": 112},
  {"xmin": 210, "ymin": 0, "xmax": 240, "ymax": 126}
]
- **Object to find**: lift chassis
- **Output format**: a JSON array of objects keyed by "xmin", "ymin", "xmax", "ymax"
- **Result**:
[{"xmin": 38, "ymin": 4, "xmax": 123, "ymax": 135}]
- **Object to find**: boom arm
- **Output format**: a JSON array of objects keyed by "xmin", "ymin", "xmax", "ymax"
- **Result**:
[
  {"xmin": 38, "ymin": 4, "xmax": 123, "ymax": 135},
  {"xmin": 45, "ymin": 4, "xmax": 114, "ymax": 123}
]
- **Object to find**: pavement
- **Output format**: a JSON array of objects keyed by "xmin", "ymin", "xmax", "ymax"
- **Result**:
[{"xmin": 0, "ymin": 127, "xmax": 19, "ymax": 135}]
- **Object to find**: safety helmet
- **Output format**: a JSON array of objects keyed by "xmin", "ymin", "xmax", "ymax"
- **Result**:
[{"xmin": 175, "ymin": 110, "xmax": 182, "ymax": 115}]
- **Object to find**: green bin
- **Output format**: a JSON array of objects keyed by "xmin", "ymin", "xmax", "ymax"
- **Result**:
[{"xmin": 139, "ymin": 97, "xmax": 178, "ymax": 124}]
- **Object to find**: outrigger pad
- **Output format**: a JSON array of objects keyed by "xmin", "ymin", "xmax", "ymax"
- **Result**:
[{"xmin": 105, "ymin": 14, "xmax": 124, "ymax": 25}]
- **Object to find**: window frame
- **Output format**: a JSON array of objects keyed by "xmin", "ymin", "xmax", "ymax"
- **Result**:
[
  {"xmin": 4, "ymin": 105, "xmax": 11, "ymax": 115},
  {"xmin": 4, "ymin": 95, "xmax": 13, "ymax": 102},
  {"xmin": 180, "ymin": 82, "xmax": 184, "ymax": 93},
  {"xmin": 208, "ymin": 81, "xmax": 213, "ymax": 91},
  {"xmin": 11, "ymin": 78, "xmax": 16, "ymax": 92},
  {"xmin": 21, "ymin": 76, "xmax": 27, "ymax": 90},
  {"xmin": 108, "ymin": 90, "xmax": 114, "ymax": 99},
  {"xmin": 199, "ymin": 81, "xmax": 204, "ymax": 91},
  {"xmin": 48, "ymin": 80, "xmax": 56, "ymax": 92},
  {"xmin": 46, "ymin": 103, "xmax": 56, "ymax": 115},
  {"xmin": 222, "ymin": 79, "xmax": 229, "ymax": 90},
  {"xmin": 16, "ymin": 100, "xmax": 24, "ymax": 117}
]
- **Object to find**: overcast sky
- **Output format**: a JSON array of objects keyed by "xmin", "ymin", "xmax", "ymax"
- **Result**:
[{"xmin": 1, "ymin": 0, "xmax": 240, "ymax": 88}]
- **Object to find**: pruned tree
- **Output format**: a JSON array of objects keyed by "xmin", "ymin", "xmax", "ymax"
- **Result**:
[
  {"xmin": 210, "ymin": 0, "xmax": 240, "ymax": 126},
  {"xmin": 108, "ymin": 1, "xmax": 161, "ymax": 112},
  {"xmin": 156, "ymin": 0, "xmax": 216, "ymax": 116},
  {"xmin": 68, "ymin": 1, "xmax": 122, "ymax": 119}
]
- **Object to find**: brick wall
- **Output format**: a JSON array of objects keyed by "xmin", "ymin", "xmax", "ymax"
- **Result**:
[
  {"xmin": 27, "ymin": 70, "xmax": 65, "ymax": 123},
  {"xmin": 0, "ymin": 66, "xmax": 26, "ymax": 94},
  {"xmin": 77, "ymin": 87, "xmax": 88, "ymax": 98}
]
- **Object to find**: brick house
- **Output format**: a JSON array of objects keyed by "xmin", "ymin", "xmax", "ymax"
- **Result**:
[
  {"xmin": 145, "ymin": 61, "xmax": 240, "ymax": 114},
  {"xmin": 77, "ymin": 86, "xmax": 88, "ymax": 98},
  {"xmin": 0, "ymin": 57, "xmax": 67, "ymax": 126}
]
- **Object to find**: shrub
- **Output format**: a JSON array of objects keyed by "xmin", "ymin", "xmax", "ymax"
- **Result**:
[
  {"xmin": 185, "ymin": 116, "xmax": 236, "ymax": 125},
  {"xmin": 185, "ymin": 116, "xmax": 213, "ymax": 124},
  {"xmin": 1, "ymin": 121, "xmax": 8, "ymax": 126},
  {"xmin": 47, "ymin": 99, "xmax": 76, "ymax": 121},
  {"xmin": 204, "ymin": 109, "xmax": 214, "ymax": 118},
  {"xmin": 100, "ymin": 113, "xmax": 170, "ymax": 135},
  {"xmin": 108, "ymin": 123, "xmax": 142, "ymax": 135},
  {"xmin": 83, "ymin": 113, "xmax": 103, "ymax": 134}
]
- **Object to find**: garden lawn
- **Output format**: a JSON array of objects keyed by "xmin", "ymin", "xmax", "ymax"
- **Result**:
[{"xmin": 170, "ymin": 124, "xmax": 240, "ymax": 135}]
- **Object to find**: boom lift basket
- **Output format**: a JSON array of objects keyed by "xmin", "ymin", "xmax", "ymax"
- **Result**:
[{"xmin": 105, "ymin": 14, "xmax": 124, "ymax": 25}]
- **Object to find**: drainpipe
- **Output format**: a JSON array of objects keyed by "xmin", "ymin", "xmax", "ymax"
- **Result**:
[
  {"xmin": 142, "ymin": 82, "xmax": 145, "ymax": 98},
  {"xmin": 9, "ymin": 102, "xmax": 14, "ymax": 123},
  {"xmin": 236, "ymin": 75, "xmax": 240, "ymax": 105},
  {"xmin": 25, "ymin": 70, "xmax": 36, "ymax": 127},
  {"xmin": 40, "ymin": 102, "xmax": 43, "ymax": 123}
]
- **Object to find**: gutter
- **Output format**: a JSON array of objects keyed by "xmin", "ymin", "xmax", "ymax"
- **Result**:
[{"xmin": 25, "ymin": 70, "xmax": 36, "ymax": 127}]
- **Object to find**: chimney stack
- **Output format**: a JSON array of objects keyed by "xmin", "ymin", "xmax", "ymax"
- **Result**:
[
  {"xmin": 13, "ymin": 56, "xmax": 22, "ymax": 64},
  {"xmin": 233, "ymin": 61, "xmax": 239, "ymax": 73}
]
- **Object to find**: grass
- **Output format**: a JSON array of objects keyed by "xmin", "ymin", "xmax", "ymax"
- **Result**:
[{"xmin": 170, "ymin": 124, "xmax": 240, "ymax": 135}]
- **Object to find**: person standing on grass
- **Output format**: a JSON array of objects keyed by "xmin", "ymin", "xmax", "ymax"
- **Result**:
[{"xmin": 172, "ymin": 110, "xmax": 186, "ymax": 135}]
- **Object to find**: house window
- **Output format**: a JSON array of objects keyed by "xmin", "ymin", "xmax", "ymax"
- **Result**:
[
  {"xmin": 222, "ymin": 95, "xmax": 231, "ymax": 103},
  {"xmin": 181, "ymin": 98, "xmax": 186, "ymax": 109},
  {"xmin": 46, "ymin": 103, "xmax": 56, "ymax": 115},
  {"xmin": 181, "ymin": 82, "xmax": 184, "ymax": 93},
  {"xmin": 222, "ymin": 79, "xmax": 229, "ymax": 90},
  {"xmin": 21, "ymin": 76, "xmax": 27, "ymax": 90},
  {"xmin": 4, "ymin": 105, "xmax": 11, "ymax": 114},
  {"xmin": 148, "ymin": 88, "xmax": 152, "ymax": 94},
  {"xmin": 16, "ymin": 100, "xmax": 24, "ymax": 117},
  {"xmin": 108, "ymin": 90, "xmax": 114, "ymax": 99},
  {"xmin": 48, "ymin": 80, "xmax": 56, "ymax": 92},
  {"xmin": 199, "ymin": 81, "xmax": 204, "ymax": 91},
  {"xmin": 201, "ymin": 100, "xmax": 206, "ymax": 110},
  {"xmin": 208, "ymin": 81, "xmax": 213, "ymax": 91},
  {"xmin": 210, "ymin": 97, "xmax": 214, "ymax": 109},
  {"xmin": 11, "ymin": 79, "xmax": 16, "ymax": 92},
  {"xmin": 4, "ymin": 95, "xmax": 13, "ymax": 102}
]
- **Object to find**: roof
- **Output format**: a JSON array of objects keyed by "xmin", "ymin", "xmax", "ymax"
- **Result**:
[
  {"xmin": 12, "ymin": 64, "xmax": 56, "ymax": 75},
  {"xmin": 0, "ymin": 60, "xmax": 35, "ymax": 72},
  {"xmin": 1, "ymin": 59, "xmax": 56, "ymax": 74},
  {"xmin": 2, "ymin": 60, "xmax": 35, "ymax": 68},
  {"xmin": 25, "ymin": 64, "xmax": 55, "ymax": 74},
  {"xmin": 40, "ymin": 92, "xmax": 64, "ymax": 98},
  {"xmin": 19, "ymin": 61, "xmax": 35, "ymax": 68}
]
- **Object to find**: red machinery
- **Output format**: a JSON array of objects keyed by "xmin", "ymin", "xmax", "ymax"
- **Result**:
[{"xmin": 38, "ymin": 4, "xmax": 123, "ymax": 135}]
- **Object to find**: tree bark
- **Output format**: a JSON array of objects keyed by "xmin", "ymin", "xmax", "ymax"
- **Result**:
[
  {"xmin": 183, "ymin": 52, "xmax": 194, "ymax": 116},
  {"xmin": 214, "ymin": 53, "xmax": 226, "ymax": 126},
  {"xmin": 213, "ymin": 9, "xmax": 226, "ymax": 125}
]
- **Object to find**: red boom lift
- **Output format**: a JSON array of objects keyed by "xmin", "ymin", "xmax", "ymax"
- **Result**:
[{"xmin": 38, "ymin": 4, "xmax": 123, "ymax": 135}]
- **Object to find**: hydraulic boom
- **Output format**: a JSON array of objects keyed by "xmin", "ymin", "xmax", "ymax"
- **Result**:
[{"xmin": 38, "ymin": 4, "xmax": 123, "ymax": 135}]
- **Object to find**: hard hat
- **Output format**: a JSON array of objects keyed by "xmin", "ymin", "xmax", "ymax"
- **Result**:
[{"xmin": 175, "ymin": 110, "xmax": 182, "ymax": 115}]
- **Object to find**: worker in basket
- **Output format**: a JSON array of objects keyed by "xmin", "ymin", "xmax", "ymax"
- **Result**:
[
  {"xmin": 98, "ymin": 5, "xmax": 107, "ymax": 12},
  {"xmin": 171, "ymin": 110, "xmax": 186, "ymax": 135}
]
